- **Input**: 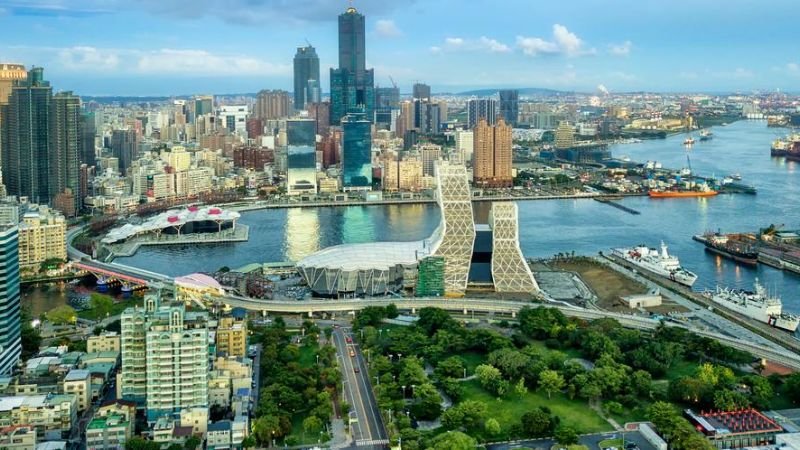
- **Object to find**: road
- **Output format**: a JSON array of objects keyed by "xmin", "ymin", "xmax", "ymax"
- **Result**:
[
  {"xmin": 331, "ymin": 328, "xmax": 388, "ymax": 449},
  {"xmin": 251, "ymin": 344, "xmax": 262, "ymax": 417},
  {"xmin": 487, "ymin": 430, "xmax": 656, "ymax": 450}
]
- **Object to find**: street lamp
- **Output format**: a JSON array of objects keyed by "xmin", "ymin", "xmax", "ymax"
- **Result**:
[
  {"xmin": 401, "ymin": 385, "xmax": 406, "ymax": 398},
  {"xmin": 374, "ymin": 376, "xmax": 380, "ymax": 386},
  {"xmin": 316, "ymin": 355, "xmax": 320, "ymax": 365},
  {"xmin": 411, "ymin": 384, "xmax": 416, "ymax": 397}
]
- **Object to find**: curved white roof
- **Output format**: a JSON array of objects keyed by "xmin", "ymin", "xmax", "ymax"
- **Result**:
[
  {"xmin": 297, "ymin": 241, "xmax": 433, "ymax": 272},
  {"xmin": 102, "ymin": 206, "xmax": 240, "ymax": 244},
  {"xmin": 175, "ymin": 273, "xmax": 223, "ymax": 291}
]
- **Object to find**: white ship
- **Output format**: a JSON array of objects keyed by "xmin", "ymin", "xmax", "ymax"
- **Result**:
[
  {"xmin": 611, "ymin": 242, "xmax": 698, "ymax": 287},
  {"xmin": 706, "ymin": 279, "xmax": 800, "ymax": 333}
]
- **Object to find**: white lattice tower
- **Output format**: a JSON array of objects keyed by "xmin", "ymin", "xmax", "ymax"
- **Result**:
[
  {"xmin": 489, "ymin": 202, "xmax": 539, "ymax": 293},
  {"xmin": 432, "ymin": 162, "xmax": 476, "ymax": 296}
]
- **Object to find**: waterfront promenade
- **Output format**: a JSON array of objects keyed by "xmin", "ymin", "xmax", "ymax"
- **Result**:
[{"xmin": 104, "ymin": 224, "xmax": 250, "ymax": 258}]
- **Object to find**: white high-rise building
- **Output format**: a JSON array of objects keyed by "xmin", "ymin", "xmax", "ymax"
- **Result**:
[
  {"xmin": 431, "ymin": 162, "xmax": 475, "ymax": 296},
  {"xmin": 489, "ymin": 202, "xmax": 539, "ymax": 293}
]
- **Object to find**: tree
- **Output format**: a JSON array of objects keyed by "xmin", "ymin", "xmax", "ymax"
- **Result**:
[
  {"xmin": 253, "ymin": 415, "xmax": 282, "ymax": 445},
  {"xmin": 302, "ymin": 416, "xmax": 323, "ymax": 435},
  {"xmin": 743, "ymin": 375, "xmax": 773, "ymax": 409},
  {"xmin": 435, "ymin": 356, "xmax": 466, "ymax": 379},
  {"xmin": 515, "ymin": 377, "xmax": 528, "ymax": 396},
  {"xmin": 20, "ymin": 310, "xmax": 42, "ymax": 359},
  {"xmin": 46, "ymin": 305, "xmax": 77, "ymax": 325},
  {"xmin": 485, "ymin": 418, "xmax": 501, "ymax": 437},
  {"xmin": 416, "ymin": 307, "xmax": 457, "ymax": 336},
  {"xmin": 125, "ymin": 437, "xmax": 160, "ymax": 450},
  {"xmin": 554, "ymin": 425, "xmax": 579, "ymax": 446},
  {"xmin": 89, "ymin": 294, "xmax": 114, "ymax": 319},
  {"xmin": 475, "ymin": 364, "xmax": 504, "ymax": 396},
  {"xmin": 442, "ymin": 400, "xmax": 487, "ymax": 430},
  {"xmin": 488, "ymin": 348, "xmax": 531, "ymax": 380},
  {"xmin": 786, "ymin": 373, "xmax": 800, "ymax": 404},
  {"xmin": 519, "ymin": 408, "xmax": 559, "ymax": 438},
  {"xmin": 413, "ymin": 383, "xmax": 442, "ymax": 420},
  {"xmin": 538, "ymin": 369, "xmax": 565, "ymax": 399},
  {"xmin": 385, "ymin": 303, "xmax": 399, "ymax": 319},
  {"xmin": 631, "ymin": 369, "xmax": 654, "ymax": 398},
  {"xmin": 241, "ymin": 436, "xmax": 256, "ymax": 449},
  {"xmin": 428, "ymin": 431, "xmax": 477, "ymax": 450},
  {"xmin": 713, "ymin": 389, "xmax": 750, "ymax": 411},
  {"xmin": 183, "ymin": 437, "xmax": 201, "ymax": 450},
  {"xmin": 399, "ymin": 358, "xmax": 428, "ymax": 387}
]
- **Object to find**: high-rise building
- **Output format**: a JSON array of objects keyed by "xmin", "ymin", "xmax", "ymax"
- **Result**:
[
  {"xmin": 121, "ymin": 295, "xmax": 209, "ymax": 421},
  {"xmin": 413, "ymin": 83, "xmax": 432, "ymax": 101},
  {"xmin": 293, "ymin": 45, "xmax": 320, "ymax": 110},
  {"xmin": 254, "ymin": 90, "xmax": 291, "ymax": 120},
  {"xmin": 341, "ymin": 111, "xmax": 372, "ymax": 190},
  {"xmin": 0, "ymin": 64, "xmax": 26, "ymax": 168},
  {"xmin": 110, "ymin": 129, "xmax": 137, "ymax": 174},
  {"xmin": 307, "ymin": 79, "xmax": 321, "ymax": 105},
  {"xmin": 499, "ymin": 89, "xmax": 519, "ymax": 126},
  {"xmin": 308, "ymin": 102, "xmax": 331, "ymax": 136},
  {"xmin": 554, "ymin": 121, "xmax": 576, "ymax": 149},
  {"xmin": 17, "ymin": 207, "xmax": 66, "ymax": 270},
  {"xmin": 330, "ymin": 6, "xmax": 375, "ymax": 125},
  {"xmin": 375, "ymin": 87, "xmax": 400, "ymax": 127},
  {"xmin": 194, "ymin": 95, "xmax": 214, "ymax": 119},
  {"xmin": 489, "ymin": 202, "xmax": 539, "ymax": 293},
  {"xmin": 467, "ymin": 98, "xmax": 498, "ymax": 129},
  {"xmin": 50, "ymin": 92, "xmax": 81, "ymax": 213},
  {"xmin": 455, "ymin": 130, "xmax": 474, "ymax": 164},
  {"xmin": 0, "ymin": 226, "xmax": 20, "ymax": 375},
  {"xmin": 218, "ymin": 105, "xmax": 248, "ymax": 135},
  {"xmin": 79, "ymin": 112, "xmax": 97, "ymax": 168},
  {"xmin": 286, "ymin": 119, "xmax": 317, "ymax": 196},
  {"xmin": 473, "ymin": 118, "xmax": 513, "ymax": 187},
  {"xmin": 420, "ymin": 144, "xmax": 442, "ymax": 177},
  {"xmin": 2, "ymin": 67, "xmax": 52, "ymax": 204}
]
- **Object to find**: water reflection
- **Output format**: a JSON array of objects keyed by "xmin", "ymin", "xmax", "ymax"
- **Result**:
[{"xmin": 284, "ymin": 208, "xmax": 321, "ymax": 262}]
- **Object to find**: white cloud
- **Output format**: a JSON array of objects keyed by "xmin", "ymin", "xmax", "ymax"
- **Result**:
[
  {"xmin": 58, "ymin": 46, "xmax": 120, "ymax": 71},
  {"xmin": 478, "ymin": 36, "xmax": 511, "ymax": 53},
  {"xmin": 732, "ymin": 67, "xmax": 754, "ymax": 79},
  {"xmin": 787, "ymin": 62, "xmax": 800, "ymax": 73},
  {"xmin": 136, "ymin": 49, "xmax": 289, "ymax": 76},
  {"xmin": 516, "ymin": 24, "xmax": 590, "ymax": 57},
  {"xmin": 609, "ymin": 41, "xmax": 633, "ymax": 56},
  {"xmin": 429, "ymin": 46, "xmax": 442, "ymax": 54},
  {"xmin": 516, "ymin": 36, "xmax": 559, "ymax": 56},
  {"xmin": 436, "ymin": 36, "xmax": 510, "ymax": 54},
  {"xmin": 375, "ymin": 19, "xmax": 402, "ymax": 37},
  {"xmin": 37, "ymin": 46, "xmax": 289, "ymax": 76}
]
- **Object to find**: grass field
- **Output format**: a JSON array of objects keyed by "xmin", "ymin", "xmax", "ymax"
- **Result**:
[
  {"xmin": 76, "ymin": 296, "xmax": 142, "ymax": 320},
  {"xmin": 297, "ymin": 344, "xmax": 319, "ymax": 368},
  {"xmin": 460, "ymin": 351, "xmax": 487, "ymax": 374},
  {"xmin": 461, "ymin": 380, "xmax": 611, "ymax": 440},
  {"xmin": 288, "ymin": 413, "xmax": 330, "ymax": 446}
]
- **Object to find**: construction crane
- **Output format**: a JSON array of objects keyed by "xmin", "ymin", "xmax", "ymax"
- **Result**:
[{"xmin": 388, "ymin": 76, "xmax": 398, "ymax": 89}]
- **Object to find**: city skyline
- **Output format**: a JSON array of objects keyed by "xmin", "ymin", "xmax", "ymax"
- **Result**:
[{"xmin": 0, "ymin": 0, "xmax": 798, "ymax": 96}]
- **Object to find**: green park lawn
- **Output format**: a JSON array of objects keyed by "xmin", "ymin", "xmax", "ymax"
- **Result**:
[
  {"xmin": 297, "ymin": 344, "xmax": 319, "ymax": 369},
  {"xmin": 76, "ymin": 296, "xmax": 142, "ymax": 320},
  {"xmin": 460, "ymin": 380, "xmax": 611, "ymax": 437},
  {"xmin": 460, "ymin": 351, "xmax": 487, "ymax": 374}
]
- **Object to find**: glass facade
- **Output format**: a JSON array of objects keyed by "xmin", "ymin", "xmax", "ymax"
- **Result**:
[
  {"xmin": 286, "ymin": 119, "xmax": 317, "ymax": 195},
  {"xmin": 293, "ymin": 45, "xmax": 320, "ymax": 110},
  {"xmin": 0, "ymin": 226, "xmax": 20, "ymax": 375},
  {"xmin": 499, "ymin": 89, "xmax": 519, "ymax": 126},
  {"xmin": 330, "ymin": 7, "xmax": 375, "ymax": 124},
  {"xmin": 342, "ymin": 111, "xmax": 372, "ymax": 189}
]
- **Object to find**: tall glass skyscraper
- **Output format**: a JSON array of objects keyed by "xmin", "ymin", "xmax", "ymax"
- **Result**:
[
  {"xmin": 342, "ymin": 111, "xmax": 372, "ymax": 190},
  {"xmin": 0, "ymin": 226, "xmax": 20, "ymax": 375},
  {"xmin": 286, "ymin": 119, "xmax": 318, "ymax": 195},
  {"xmin": 499, "ymin": 89, "xmax": 519, "ymax": 126},
  {"xmin": 50, "ymin": 91, "xmax": 81, "ymax": 212},
  {"xmin": 330, "ymin": 7, "xmax": 375, "ymax": 125},
  {"xmin": 293, "ymin": 45, "xmax": 320, "ymax": 110},
  {"xmin": 2, "ymin": 67, "xmax": 52, "ymax": 204}
]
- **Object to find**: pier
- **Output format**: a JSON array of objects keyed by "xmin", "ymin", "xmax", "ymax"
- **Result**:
[
  {"xmin": 105, "ymin": 224, "xmax": 250, "ymax": 258},
  {"xmin": 593, "ymin": 197, "xmax": 641, "ymax": 215}
]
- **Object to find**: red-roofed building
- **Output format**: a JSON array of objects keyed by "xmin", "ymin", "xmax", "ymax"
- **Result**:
[{"xmin": 685, "ymin": 408, "xmax": 784, "ymax": 448}]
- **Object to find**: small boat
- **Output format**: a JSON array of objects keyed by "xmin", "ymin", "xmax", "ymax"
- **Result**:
[
  {"xmin": 684, "ymin": 137, "xmax": 695, "ymax": 145},
  {"xmin": 699, "ymin": 130, "xmax": 713, "ymax": 141}
]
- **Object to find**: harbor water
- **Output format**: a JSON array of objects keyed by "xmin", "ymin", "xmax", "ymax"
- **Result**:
[{"xmin": 116, "ymin": 120, "xmax": 800, "ymax": 313}]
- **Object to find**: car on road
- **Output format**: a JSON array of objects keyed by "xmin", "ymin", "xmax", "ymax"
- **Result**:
[
  {"xmin": 354, "ymin": 367, "xmax": 359, "ymax": 373},
  {"xmin": 345, "ymin": 336, "xmax": 352, "ymax": 343},
  {"xmin": 349, "ymin": 349, "xmax": 355, "ymax": 357}
]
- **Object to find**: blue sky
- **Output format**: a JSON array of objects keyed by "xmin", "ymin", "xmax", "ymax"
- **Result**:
[{"xmin": 0, "ymin": 0, "xmax": 798, "ymax": 96}]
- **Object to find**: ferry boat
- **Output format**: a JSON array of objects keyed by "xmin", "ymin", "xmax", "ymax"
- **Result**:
[
  {"xmin": 699, "ymin": 130, "xmax": 713, "ymax": 141},
  {"xmin": 706, "ymin": 279, "xmax": 800, "ymax": 332},
  {"xmin": 684, "ymin": 137, "xmax": 696, "ymax": 146},
  {"xmin": 611, "ymin": 242, "xmax": 698, "ymax": 287}
]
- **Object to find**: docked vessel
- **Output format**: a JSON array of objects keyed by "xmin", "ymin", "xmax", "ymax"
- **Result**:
[
  {"xmin": 611, "ymin": 242, "xmax": 698, "ymax": 287},
  {"xmin": 706, "ymin": 279, "xmax": 800, "ymax": 332},
  {"xmin": 693, "ymin": 232, "xmax": 758, "ymax": 265},
  {"xmin": 699, "ymin": 130, "xmax": 713, "ymax": 141},
  {"xmin": 649, "ymin": 189, "xmax": 719, "ymax": 198}
]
